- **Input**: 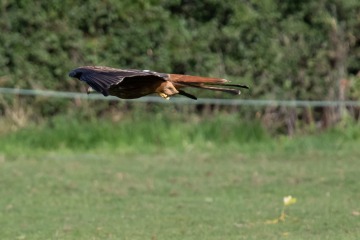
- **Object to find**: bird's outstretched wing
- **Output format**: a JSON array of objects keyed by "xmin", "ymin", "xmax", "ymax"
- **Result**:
[{"xmin": 68, "ymin": 66, "xmax": 167, "ymax": 96}]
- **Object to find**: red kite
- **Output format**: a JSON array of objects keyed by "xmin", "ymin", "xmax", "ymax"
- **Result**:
[{"xmin": 69, "ymin": 66, "xmax": 248, "ymax": 100}]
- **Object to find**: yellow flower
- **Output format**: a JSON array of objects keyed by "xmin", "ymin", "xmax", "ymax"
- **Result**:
[
  {"xmin": 283, "ymin": 195, "xmax": 297, "ymax": 206},
  {"xmin": 265, "ymin": 195, "xmax": 297, "ymax": 224}
]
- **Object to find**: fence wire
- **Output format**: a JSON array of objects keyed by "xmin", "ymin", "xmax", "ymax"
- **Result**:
[{"xmin": 1, "ymin": 87, "xmax": 360, "ymax": 107}]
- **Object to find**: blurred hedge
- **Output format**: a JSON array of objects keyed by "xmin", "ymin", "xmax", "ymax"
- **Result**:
[{"xmin": 1, "ymin": 0, "xmax": 360, "ymax": 132}]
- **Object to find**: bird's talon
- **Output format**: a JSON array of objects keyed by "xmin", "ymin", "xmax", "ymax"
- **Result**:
[{"xmin": 159, "ymin": 93, "xmax": 170, "ymax": 100}]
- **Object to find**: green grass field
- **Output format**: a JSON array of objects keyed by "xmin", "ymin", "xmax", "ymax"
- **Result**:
[{"xmin": 1, "ymin": 116, "xmax": 360, "ymax": 239}]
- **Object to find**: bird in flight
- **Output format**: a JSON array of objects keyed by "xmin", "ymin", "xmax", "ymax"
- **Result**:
[{"xmin": 69, "ymin": 66, "xmax": 248, "ymax": 100}]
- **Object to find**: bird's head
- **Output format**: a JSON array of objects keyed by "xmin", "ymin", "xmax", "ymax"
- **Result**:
[{"xmin": 68, "ymin": 69, "xmax": 83, "ymax": 79}]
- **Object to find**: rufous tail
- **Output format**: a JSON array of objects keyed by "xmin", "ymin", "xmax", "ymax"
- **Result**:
[{"xmin": 168, "ymin": 74, "xmax": 249, "ymax": 95}]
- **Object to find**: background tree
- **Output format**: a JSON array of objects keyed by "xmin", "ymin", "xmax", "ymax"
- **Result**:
[{"xmin": 0, "ymin": 0, "xmax": 359, "ymax": 133}]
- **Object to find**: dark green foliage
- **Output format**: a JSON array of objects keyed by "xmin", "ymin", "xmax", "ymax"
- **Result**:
[{"xmin": 1, "ymin": 1, "xmax": 360, "ymax": 132}]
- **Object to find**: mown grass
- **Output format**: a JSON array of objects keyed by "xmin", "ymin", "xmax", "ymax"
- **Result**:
[{"xmin": 0, "ymin": 115, "xmax": 360, "ymax": 239}]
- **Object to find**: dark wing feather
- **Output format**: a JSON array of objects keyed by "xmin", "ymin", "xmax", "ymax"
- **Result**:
[
  {"xmin": 77, "ymin": 67, "xmax": 166, "ymax": 96},
  {"xmin": 81, "ymin": 72, "xmax": 122, "ymax": 96}
]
